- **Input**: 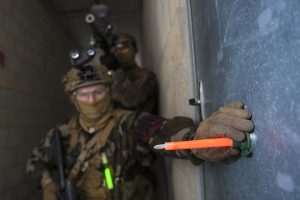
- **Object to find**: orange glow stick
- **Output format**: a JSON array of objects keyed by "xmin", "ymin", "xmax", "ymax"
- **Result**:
[{"xmin": 153, "ymin": 138, "xmax": 233, "ymax": 150}]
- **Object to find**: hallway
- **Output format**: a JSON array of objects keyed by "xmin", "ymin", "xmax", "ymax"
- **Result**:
[{"xmin": 0, "ymin": 0, "xmax": 299, "ymax": 200}]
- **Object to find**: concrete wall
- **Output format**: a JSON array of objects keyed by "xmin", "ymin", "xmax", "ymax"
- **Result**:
[
  {"xmin": 142, "ymin": 0, "xmax": 204, "ymax": 200},
  {"xmin": 0, "ymin": 0, "xmax": 75, "ymax": 199}
]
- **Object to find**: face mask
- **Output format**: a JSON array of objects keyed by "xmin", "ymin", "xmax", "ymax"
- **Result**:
[{"xmin": 75, "ymin": 94, "xmax": 112, "ymax": 121}]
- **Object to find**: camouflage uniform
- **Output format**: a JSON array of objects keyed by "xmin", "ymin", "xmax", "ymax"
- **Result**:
[
  {"xmin": 26, "ymin": 63, "xmax": 254, "ymax": 200},
  {"xmin": 26, "ymin": 64, "xmax": 198, "ymax": 200},
  {"xmin": 111, "ymin": 64, "xmax": 158, "ymax": 114},
  {"xmin": 109, "ymin": 33, "xmax": 158, "ymax": 114},
  {"xmin": 27, "ymin": 109, "xmax": 197, "ymax": 200}
]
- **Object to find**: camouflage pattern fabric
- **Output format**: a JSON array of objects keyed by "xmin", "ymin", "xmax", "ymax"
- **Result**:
[
  {"xmin": 26, "ymin": 109, "xmax": 195, "ymax": 200},
  {"xmin": 105, "ymin": 33, "xmax": 158, "ymax": 114},
  {"xmin": 111, "ymin": 63, "xmax": 158, "ymax": 114}
]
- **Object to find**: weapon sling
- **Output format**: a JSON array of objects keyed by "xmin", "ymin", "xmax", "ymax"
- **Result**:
[{"xmin": 68, "ymin": 118, "xmax": 115, "ymax": 180}]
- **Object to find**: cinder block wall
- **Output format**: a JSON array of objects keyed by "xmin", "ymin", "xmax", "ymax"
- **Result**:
[
  {"xmin": 0, "ymin": 0, "xmax": 75, "ymax": 199},
  {"xmin": 141, "ymin": 0, "xmax": 204, "ymax": 200}
]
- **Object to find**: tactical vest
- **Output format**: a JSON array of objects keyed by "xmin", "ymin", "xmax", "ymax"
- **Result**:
[{"xmin": 58, "ymin": 108, "xmax": 154, "ymax": 200}]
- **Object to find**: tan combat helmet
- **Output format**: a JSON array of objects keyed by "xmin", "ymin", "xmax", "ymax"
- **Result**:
[{"xmin": 62, "ymin": 63, "xmax": 112, "ymax": 94}]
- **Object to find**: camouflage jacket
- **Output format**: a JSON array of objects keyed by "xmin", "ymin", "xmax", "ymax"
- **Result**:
[
  {"xmin": 111, "ymin": 63, "xmax": 158, "ymax": 114},
  {"xmin": 26, "ymin": 108, "xmax": 199, "ymax": 200}
]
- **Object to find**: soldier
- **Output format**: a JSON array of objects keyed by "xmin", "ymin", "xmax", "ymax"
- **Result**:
[
  {"xmin": 26, "ymin": 63, "xmax": 254, "ymax": 200},
  {"xmin": 107, "ymin": 33, "xmax": 158, "ymax": 114}
]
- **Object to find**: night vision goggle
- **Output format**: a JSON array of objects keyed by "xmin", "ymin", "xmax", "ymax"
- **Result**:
[{"xmin": 69, "ymin": 47, "xmax": 97, "ymax": 81}]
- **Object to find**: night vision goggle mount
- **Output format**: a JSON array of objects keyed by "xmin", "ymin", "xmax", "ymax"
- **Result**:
[{"xmin": 69, "ymin": 47, "xmax": 97, "ymax": 81}]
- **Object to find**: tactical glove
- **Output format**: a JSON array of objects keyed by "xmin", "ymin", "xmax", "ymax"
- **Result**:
[
  {"xmin": 192, "ymin": 101, "xmax": 254, "ymax": 162},
  {"xmin": 100, "ymin": 53, "xmax": 120, "ymax": 70}
]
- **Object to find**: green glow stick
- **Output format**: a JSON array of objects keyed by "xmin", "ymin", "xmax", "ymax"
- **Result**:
[
  {"xmin": 104, "ymin": 167, "xmax": 114, "ymax": 190},
  {"xmin": 102, "ymin": 153, "xmax": 114, "ymax": 190}
]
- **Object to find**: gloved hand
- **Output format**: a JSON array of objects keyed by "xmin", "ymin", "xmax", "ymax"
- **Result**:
[
  {"xmin": 192, "ymin": 101, "xmax": 254, "ymax": 162},
  {"xmin": 42, "ymin": 180, "xmax": 57, "ymax": 200},
  {"xmin": 100, "ymin": 53, "xmax": 120, "ymax": 70}
]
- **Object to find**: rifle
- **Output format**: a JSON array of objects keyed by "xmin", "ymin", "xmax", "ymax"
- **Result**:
[
  {"xmin": 51, "ymin": 128, "xmax": 78, "ymax": 200},
  {"xmin": 85, "ymin": 4, "xmax": 115, "ymax": 53},
  {"xmin": 85, "ymin": 4, "xmax": 120, "ymax": 70}
]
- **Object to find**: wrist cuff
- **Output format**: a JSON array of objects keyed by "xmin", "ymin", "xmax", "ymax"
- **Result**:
[{"xmin": 180, "ymin": 129, "xmax": 204, "ymax": 165}]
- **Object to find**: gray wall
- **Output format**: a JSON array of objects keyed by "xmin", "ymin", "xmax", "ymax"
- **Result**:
[
  {"xmin": 190, "ymin": 0, "xmax": 300, "ymax": 199},
  {"xmin": 0, "ymin": 0, "xmax": 74, "ymax": 199}
]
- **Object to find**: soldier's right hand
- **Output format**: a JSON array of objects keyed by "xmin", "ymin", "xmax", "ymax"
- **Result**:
[
  {"xmin": 100, "ymin": 53, "xmax": 120, "ymax": 70},
  {"xmin": 191, "ymin": 101, "xmax": 254, "ymax": 162}
]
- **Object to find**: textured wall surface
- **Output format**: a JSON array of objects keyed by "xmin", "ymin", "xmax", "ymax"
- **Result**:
[
  {"xmin": 0, "ymin": 0, "xmax": 74, "ymax": 199},
  {"xmin": 190, "ymin": 0, "xmax": 300, "ymax": 199},
  {"xmin": 142, "ymin": 1, "xmax": 203, "ymax": 200}
]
